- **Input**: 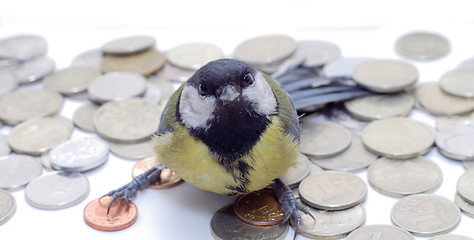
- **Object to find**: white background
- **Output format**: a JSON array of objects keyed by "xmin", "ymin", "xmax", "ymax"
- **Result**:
[{"xmin": 1, "ymin": 0, "xmax": 474, "ymax": 239}]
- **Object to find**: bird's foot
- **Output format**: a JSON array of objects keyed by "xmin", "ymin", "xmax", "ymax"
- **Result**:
[
  {"xmin": 102, "ymin": 163, "xmax": 164, "ymax": 215},
  {"xmin": 272, "ymin": 178, "xmax": 315, "ymax": 240}
]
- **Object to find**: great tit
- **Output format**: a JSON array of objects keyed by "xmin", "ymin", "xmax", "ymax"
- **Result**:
[{"xmin": 105, "ymin": 58, "xmax": 311, "ymax": 237}]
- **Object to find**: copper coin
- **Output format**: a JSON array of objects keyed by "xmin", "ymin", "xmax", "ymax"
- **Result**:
[
  {"xmin": 83, "ymin": 196, "xmax": 137, "ymax": 231},
  {"xmin": 233, "ymin": 189, "xmax": 284, "ymax": 226},
  {"xmin": 132, "ymin": 156, "xmax": 183, "ymax": 189}
]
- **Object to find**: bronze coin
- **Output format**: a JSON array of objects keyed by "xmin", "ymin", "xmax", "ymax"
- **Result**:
[
  {"xmin": 233, "ymin": 189, "xmax": 284, "ymax": 226},
  {"xmin": 132, "ymin": 156, "xmax": 183, "ymax": 189},
  {"xmin": 101, "ymin": 48, "xmax": 166, "ymax": 76},
  {"xmin": 83, "ymin": 196, "xmax": 137, "ymax": 231}
]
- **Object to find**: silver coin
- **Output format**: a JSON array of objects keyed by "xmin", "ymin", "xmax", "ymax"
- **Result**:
[
  {"xmin": 458, "ymin": 57, "xmax": 474, "ymax": 71},
  {"xmin": 395, "ymin": 31, "xmax": 450, "ymax": 61},
  {"xmin": 322, "ymin": 57, "xmax": 373, "ymax": 78},
  {"xmin": 148, "ymin": 75, "xmax": 177, "ymax": 102},
  {"xmin": 108, "ymin": 139, "xmax": 155, "ymax": 160},
  {"xmin": 346, "ymin": 224, "xmax": 415, "ymax": 240},
  {"xmin": 309, "ymin": 162, "xmax": 324, "ymax": 176},
  {"xmin": 297, "ymin": 39, "xmax": 342, "ymax": 67},
  {"xmin": 352, "ymin": 59, "xmax": 418, "ymax": 93},
  {"xmin": 0, "ymin": 134, "xmax": 11, "ymax": 156},
  {"xmin": 0, "ymin": 88, "xmax": 63, "ymax": 125},
  {"xmin": 270, "ymin": 47, "xmax": 306, "ymax": 78},
  {"xmin": 8, "ymin": 56, "xmax": 55, "ymax": 84},
  {"xmin": 0, "ymin": 69, "xmax": 18, "ymax": 98},
  {"xmin": 210, "ymin": 204, "xmax": 289, "ymax": 240},
  {"xmin": 368, "ymin": 157, "xmax": 442, "ymax": 197},
  {"xmin": 324, "ymin": 103, "xmax": 369, "ymax": 133},
  {"xmin": 299, "ymin": 171, "xmax": 367, "ymax": 210},
  {"xmin": 0, "ymin": 189, "xmax": 16, "ymax": 226},
  {"xmin": 280, "ymin": 153, "xmax": 311, "ymax": 188},
  {"xmin": 430, "ymin": 234, "xmax": 474, "ymax": 240},
  {"xmin": 391, "ymin": 194, "xmax": 461, "ymax": 237},
  {"xmin": 440, "ymin": 68, "xmax": 474, "ymax": 98},
  {"xmin": 87, "ymin": 71, "xmax": 147, "ymax": 104},
  {"xmin": 463, "ymin": 160, "xmax": 474, "ymax": 170},
  {"xmin": 43, "ymin": 66, "xmax": 100, "ymax": 95},
  {"xmin": 8, "ymin": 117, "xmax": 73, "ymax": 155},
  {"xmin": 143, "ymin": 82, "xmax": 163, "ymax": 104},
  {"xmin": 154, "ymin": 62, "xmax": 196, "ymax": 83},
  {"xmin": 0, "ymin": 34, "xmax": 47, "ymax": 61},
  {"xmin": 41, "ymin": 151, "xmax": 55, "ymax": 171},
  {"xmin": 72, "ymin": 102, "xmax": 99, "ymax": 132},
  {"xmin": 436, "ymin": 114, "xmax": 474, "ymax": 131},
  {"xmin": 25, "ymin": 171, "xmax": 89, "ymax": 210},
  {"xmin": 94, "ymin": 98, "xmax": 161, "ymax": 143},
  {"xmin": 102, "ymin": 35, "xmax": 155, "ymax": 55},
  {"xmin": 362, "ymin": 117, "xmax": 435, "ymax": 159},
  {"xmin": 234, "ymin": 34, "xmax": 296, "ymax": 65},
  {"xmin": 71, "ymin": 48, "xmax": 103, "ymax": 70},
  {"xmin": 311, "ymin": 134, "xmax": 377, "ymax": 172},
  {"xmin": 300, "ymin": 121, "xmax": 352, "ymax": 158},
  {"xmin": 344, "ymin": 92, "xmax": 415, "ymax": 121},
  {"xmin": 0, "ymin": 154, "xmax": 43, "ymax": 191},
  {"xmin": 436, "ymin": 122, "xmax": 474, "ymax": 160},
  {"xmin": 167, "ymin": 42, "xmax": 224, "ymax": 70},
  {"xmin": 457, "ymin": 169, "xmax": 474, "ymax": 205},
  {"xmin": 49, "ymin": 137, "xmax": 109, "ymax": 172},
  {"xmin": 454, "ymin": 193, "xmax": 474, "ymax": 218},
  {"xmin": 415, "ymin": 82, "xmax": 474, "ymax": 116},
  {"xmin": 298, "ymin": 201, "xmax": 366, "ymax": 239}
]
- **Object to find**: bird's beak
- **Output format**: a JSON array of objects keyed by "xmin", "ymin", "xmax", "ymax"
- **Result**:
[{"xmin": 219, "ymin": 85, "xmax": 240, "ymax": 102}]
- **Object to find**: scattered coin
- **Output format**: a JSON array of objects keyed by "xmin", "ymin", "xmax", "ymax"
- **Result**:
[
  {"xmin": 87, "ymin": 71, "xmax": 147, "ymax": 104},
  {"xmin": 0, "ymin": 34, "xmax": 47, "ymax": 61},
  {"xmin": 8, "ymin": 117, "xmax": 73, "ymax": 155},
  {"xmin": 430, "ymin": 234, "xmax": 474, "ymax": 240},
  {"xmin": 132, "ymin": 156, "xmax": 183, "ymax": 189},
  {"xmin": 101, "ymin": 48, "xmax": 166, "ymax": 76},
  {"xmin": 280, "ymin": 153, "xmax": 311, "ymax": 188},
  {"xmin": 109, "ymin": 139, "xmax": 155, "ymax": 160},
  {"xmin": 83, "ymin": 196, "xmax": 138, "ymax": 231},
  {"xmin": 322, "ymin": 57, "xmax": 373, "ymax": 78},
  {"xmin": 154, "ymin": 62, "xmax": 196, "ymax": 83},
  {"xmin": 233, "ymin": 189, "xmax": 284, "ymax": 226},
  {"xmin": 0, "ymin": 70, "xmax": 18, "ymax": 98},
  {"xmin": 234, "ymin": 34, "xmax": 296, "ymax": 66},
  {"xmin": 458, "ymin": 57, "xmax": 474, "ymax": 71},
  {"xmin": 49, "ymin": 137, "xmax": 109, "ymax": 172},
  {"xmin": 463, "ymin": 160, "xmax": 474, "ymax": 170},
  {"xmin": 94, "ymin": 98, "xmax": 161, "ymax": 143},
  {"xmin": 0, "ymin": 189, "xmax": 16, "ymax": 226},
  {"xmin": 414, "ymin": 82, "xmax": 474, "ymax": 115},
  {"xmin": 297, "ymin": 201, "xmax": 366, "ymax": 239},
  {"xmin": 0, "ymin": 88, "xmax": 63, "ymax": 125},
  {"xmin": 71, "ymin": 48, "xmax": 103, "ymax": 70},
  {"xmin": 8, "ymin": 56, "xmax": 55, "ymax": 83},
  {"xmin": 436, "ymin": 113, "xmax": 474, "ymax": 131},
  {"xmin": 368, "ymin": 157, "xmax": 442, "ymax": 197},
  {"xmin": 352, "ymin": 59, "xmax": 418, "ymax": 93},
  {"xmin": 309, "ymin": 162, "xmax": 324, "ymax": 176},
  {"xmin": 323, "ymin": 103, "xmax": 369, "ymax": 132},
  {"xmin": 440, "ymin": 68, "xmax": 474, "ymax": 98},
  {"xmin": 43, "ymin": 66, "xmax": 101, "ymax": 95},
  {"xmin": 436, "ymin": 122, "xmax": 474, "ymax": 160},
  {"xmin": 297, "ymin": 39, "xmax": 342, "ymax": 67},
  {"xmin": 73, "ymin": 102, "xmax": 100, "ymax": 132},
  {"xmin": 346, "ymin": 224, "xmax": 415, "ymax": 240},
  {"xmin": 300, "ymin": 121, "xmax": 352, "ymax": 158},
  {"xmin": 311, "ymin": 134, "xmax": 378, "ymax": 172},
  {"xmin": 41, "ymin": 151, "xmax": 55, "ymax": 171},
  {"xmin": 391, "ymin": 194, "xmax": 461, "ymax": 237},
  {"xmin": 344, "ymin": 92, "xmax": 415, "ymax": 120},
  {"xmin": 25, "ymin": 171, "xmax": 90, "ymax": 209},
  {"xmin": 454, "ymin": 193, "xmax": 474, "ymax": 218},
  {"xmin": 0, "ymin": 134, "xmax": 11, "ymax": 156},
  {"xmin": 270, "ymin": 47, "xmax": 306, "ymax": 77},
  {"xmin": 299, "ymin": 171, "xmax": 367, "ymax": 210},
  {"xmin": 395, "ymin": 31, "xmax": 450, "ymax": 61},
  {"xmin": 102, "ymin": 35, "xmax": 155, "ymax": 55},
  {"xmin": 210, "ymin": 204, "xmax": 289, "ymax": 240},
  {"xmin": 142, "ymin": 82, "xmax": 163, "ymax": 104},
  {"xmin": 147, "ymin": 75, "xmax": 177, "ymax": 102},
  {"xmin": 167, "ymin": 42, "xmax": 224, "ymax": 70},
  {"xmin": 457, "ymin": 169, "xmax": 474, "ymax": 205},
  {"xmin": 362, "ymin": 117, "xmax": 435, "ymax": 159},
  {"xmin": 0, "ymin": 154, "xmax": 42, "ymax": 191}
]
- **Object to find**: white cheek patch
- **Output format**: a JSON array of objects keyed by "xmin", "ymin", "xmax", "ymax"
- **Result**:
[
  {"xmin": 242, "ymin": 72, "xmax": 277, "ymax": 115},
  {"xmin": 179, "ymin": 85, "xmax": 216, "ymax": 129}
]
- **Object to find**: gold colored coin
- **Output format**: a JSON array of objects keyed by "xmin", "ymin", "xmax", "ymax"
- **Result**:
[
  {"xmin": 233, "ymin": 189, "xmax": 284, "ymax": 226},
  {"xmin": 101, "ymin": 48, "xmax": 166, "ymax": 76},
  {"xmin": 83, "ymin": 196, "xmax": 137, "ymax": 231},
  {"xmin": 132, "ymin": 156, "xmax": 183, "ymax": 189}
]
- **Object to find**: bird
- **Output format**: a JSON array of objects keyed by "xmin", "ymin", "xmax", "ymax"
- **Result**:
[{"xmin": 104, "ymin": 58, "xmax": 313, "ymax": 238}]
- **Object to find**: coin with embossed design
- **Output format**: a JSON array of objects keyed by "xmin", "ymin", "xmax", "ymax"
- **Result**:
[{"xmin": 233, "ymin": 189, "xmax": 284, "ymax": 226}]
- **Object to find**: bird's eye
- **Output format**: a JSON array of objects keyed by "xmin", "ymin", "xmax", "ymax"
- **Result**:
[
  {"xmin": 199, "ymin": 83, "xmax": 208, "ymax": 96},
  {"xmin": 243, "ymin": 73, "xmax": 254, "ymax": 86}
]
